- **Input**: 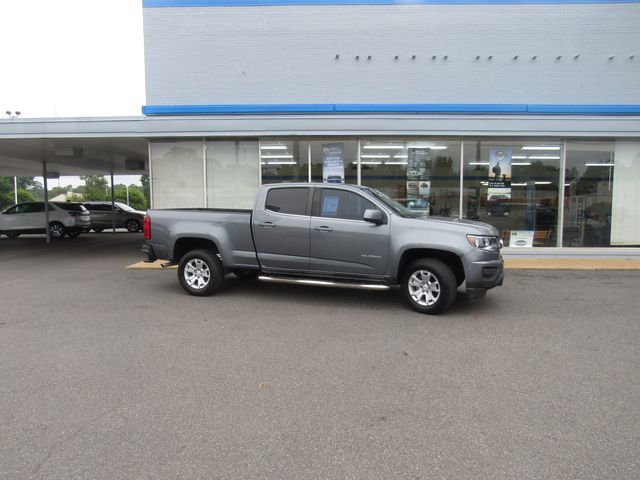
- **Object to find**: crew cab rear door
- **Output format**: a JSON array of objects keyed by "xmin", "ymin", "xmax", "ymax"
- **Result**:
[{"xmin": 252, "ymin": 186, "xmax": 312, "ymax": 271}]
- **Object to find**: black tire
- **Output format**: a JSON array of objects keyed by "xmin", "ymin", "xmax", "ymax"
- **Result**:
[
  {"xmin": 125, "ymin": 219, "xmax": 141, "ymax": 233},
  {"xmin": 178, "ymin": 249, "xmax": 225, "ymax": 297},
  {"xmin": 6, "ymin": 232, "xmax": 20, "ymax": 239},
  {"xmin": 401, "ymin": 258, "xmax": 457, "ymax": 315},
  {"xmin": 93, "ymin": 228, "xmax": 104, "ymax": 233},
  {"xmin": 49, "ymin": 222, "xmax": 66, "ymax": 239},
  {"xmin": 233, "ymin": 269, "xmax": 260, "ymax": 280}
]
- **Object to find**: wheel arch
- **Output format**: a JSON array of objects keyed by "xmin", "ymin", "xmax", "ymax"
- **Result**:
[
  {"xmin": 397, "ymin": 248, "xmax": 465, "ymax": 286},
  {"xmin": 172, "ymin": 236, "xmax": 221, "ymax": 264}
]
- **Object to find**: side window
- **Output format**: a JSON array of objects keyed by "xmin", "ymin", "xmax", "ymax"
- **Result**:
[
  {"xmin": 3, "ymin": 205, "xmax": 20, "ymax": 214},
  {"xmin": 265, "ymin": 188, "xmax": 309, "ymax": 216},
  {"xmin": 26, "ymin": 203, "xmax": 45, "ymax": 213},
  {"xmin": 319, "ymin": 189, "xmax": 375, "ymax": 221}
]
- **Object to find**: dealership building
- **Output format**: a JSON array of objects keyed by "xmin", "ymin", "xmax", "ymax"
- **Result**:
[{"xmin": 1, "ymin": 0, "xmax": 639, "ymax": 248}]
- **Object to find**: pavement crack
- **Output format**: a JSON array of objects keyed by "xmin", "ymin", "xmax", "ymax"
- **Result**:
[{"xmin": 30, "ymin": 392, "xmax": 136, "ymax": 478}]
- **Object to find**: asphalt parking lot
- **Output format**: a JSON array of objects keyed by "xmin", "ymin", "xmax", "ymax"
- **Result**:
[{"xmin": 1, "ymin": 234, "xmax": 639, "ymax": 479}]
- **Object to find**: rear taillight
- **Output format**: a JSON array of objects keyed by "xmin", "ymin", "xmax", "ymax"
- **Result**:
[{"xmin": 143, "ymin": 215, "xmax": 151, "ymax": 239}]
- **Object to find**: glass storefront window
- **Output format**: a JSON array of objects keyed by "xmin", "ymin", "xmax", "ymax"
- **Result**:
[
  {"xmin": 150, "ymin": 140, "xmax": 204, "ymax": 208},
  {"xmin": 463, "ymin": 139, "xmax": 561, "ymax": 247},
  {"xmin": 359, "ymin": 139, "xmax": 461, "ymax": 217},
  {"xmin": 310, "ymin": 139, "xmax": 358, "ymax": 184},
  {"xmin": 563, "ymin": 141, "xmax": 614, "ymax": 247},
  {"xmin": 206, "ymin": 140, "xmax": 259, "ymax": 209},
  {"xmin": 260, "ymin": 139, "xmax": 309, "ymax": 184},
  {"xmin": 610, "ymin": 141, "xmax": 640, "ymax": 246}
]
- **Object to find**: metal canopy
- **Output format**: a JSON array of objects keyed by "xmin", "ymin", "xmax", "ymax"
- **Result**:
[{"xmin": 0, "ymin": 136, "xmax": 148, "ymax": 177}]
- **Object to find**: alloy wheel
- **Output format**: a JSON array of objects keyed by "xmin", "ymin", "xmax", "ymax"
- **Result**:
[
  {"xmin": 183, "ymin": 258, "xmax": 211, "ymax": 290},
  {"xmin": 407, "ymin": 269, "xmax": 441, "ymax": 306}
]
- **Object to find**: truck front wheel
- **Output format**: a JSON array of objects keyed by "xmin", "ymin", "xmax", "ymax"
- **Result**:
[
  {"xmin": 402, "ymin": 258, "xmax": 457, "ymax": 314},
  {"xmin": 178, "ymin": 249, "xmax": 225, "ymax": 296}
]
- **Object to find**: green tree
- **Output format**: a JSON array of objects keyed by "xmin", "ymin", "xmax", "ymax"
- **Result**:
[
  {"xmin": 140, "ymin": 175, "xmax": 150, "ymax": 207},
  {"xmin": 17, "ymin": 189, "xmax": 35, "ymax": 203},
  {"xmin": 48, "ymin": 185, "xmax": 74, "ymax": 199},
  {"xmin": 80, "ymin": 175, "xmax": 109, "ymax": 201},
  {"xmin": 0, "ymin": 177, "xmax": 16, "ymax": 210},
  {"xmin": 113, "ymin": 184, "xmax": 147, "ymax": 210},
  {"xmin": 127, "ymin": 187, "xmax": 147, "ymax": 211},
  {"xmin": 20, "ymin": 177, "xmax": 44, "ymax": 201}
]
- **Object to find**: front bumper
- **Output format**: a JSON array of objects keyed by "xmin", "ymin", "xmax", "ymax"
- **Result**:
[{"xmin": 463, "ymin": 252, "xmax": 505, "ymax": 290}]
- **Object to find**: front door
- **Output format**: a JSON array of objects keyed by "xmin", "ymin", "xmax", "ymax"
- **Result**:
[
  {"xmin": 309, "ymin": 188, "xmax": 390, "ymax": 277},
  {"xmin": 252, "ymin": 186, "xmax": 311, "ymax": 271}
]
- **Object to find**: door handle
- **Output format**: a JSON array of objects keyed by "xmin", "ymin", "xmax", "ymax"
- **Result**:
[
  {"xmin": 259, "ymin": 221, "xmax": 276, "ymax": 229},
  {"xmin": 314, "ymin": 226, "xmax": 333, "ymax": 232}
]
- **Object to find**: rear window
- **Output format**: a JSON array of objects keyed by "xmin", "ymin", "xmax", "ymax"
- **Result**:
[
  {"xmin": 54, "ymin": 203, "xmax": 87, "ymax": 212},
  {"xmin": 265, "ymin": 188, "xmax": 309, "ymax": 216}
]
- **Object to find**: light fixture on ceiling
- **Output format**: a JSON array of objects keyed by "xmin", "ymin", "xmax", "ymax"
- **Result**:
[
  {"xmin": 362, "ymin": 145, "xmax": 404, "ymax": 149},
  {"xmin": 529, "ymin": 156, "xmax": 560, "ymax": 160},
  {"xmin": 260, "ymin": 145, "xmax": 287, "ymax": 150},
  {"xmin": 469, "ymin": 162, "xmax": 489, "ymax": 166},
  {"xmin": 386, "ymin": 161, "xmax": 408, "ymax": 165},
  {"xmin": 521, "ymin": 146, "xmax": 560, "ymax": 150},
  {"xmin": 260, "ymin": 154, "xmax": 294, "ymax": 159},
  {"xmin": 511, "ymin": 162, "xmax": 532, "ymax": 166},
  {"xmin": 409, "ymin": 145, "xmax": 447, "ymax": 150},
  {"xmin": 361, "ymin": 161, "xmax": 383, "ymax": 165},
  {"xmin": 361, "ymin": 154, "xmax": 390, "ymax": 159},
  {"xmin": 125, "ymin": 159, "xmax": 145, "ymax": 171},
  {"xmin": 55, "ymin": 147, "xmax": 83, "ymax": 157},
  {"xmin": 585, "ymin": 163, "xmax": 614, "ymax": 167},
  {"xmin": 266, "ymin": 161, "xmax": 296, "ymax": 165}
]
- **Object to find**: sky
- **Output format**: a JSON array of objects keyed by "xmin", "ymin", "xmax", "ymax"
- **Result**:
[{"xmin": 0, "ymin": 0, "xmax": 147, "ymax": 188}]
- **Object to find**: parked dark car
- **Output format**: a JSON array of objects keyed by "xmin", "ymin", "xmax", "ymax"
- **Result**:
[
  {"xmin": 82, "ymin": 201, "xmax": 145, "ymax": 233},
  {"xmin": 487, "ymin": 194, "xmax": 511, "ymax": 217}
]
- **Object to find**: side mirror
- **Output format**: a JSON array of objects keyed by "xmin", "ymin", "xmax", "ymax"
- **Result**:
[{"xmin": 363, "ymin": 209, "xmax": 385, "ymax": 225}]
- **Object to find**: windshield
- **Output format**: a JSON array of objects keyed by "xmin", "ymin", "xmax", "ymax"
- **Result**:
[{"xmin": 360, "ymin": 187, "xmax": 419, "ymax": 218}]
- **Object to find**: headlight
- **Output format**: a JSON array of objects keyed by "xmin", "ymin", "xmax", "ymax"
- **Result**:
[{"xmin": 467, "ymin": 235, "xmax": 501, "ymax": 250}]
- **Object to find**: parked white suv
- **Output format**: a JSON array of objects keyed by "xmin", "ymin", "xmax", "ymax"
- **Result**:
[{"xmin": 0, "ymin": 202, "xmax": 91, "ymax": 239}]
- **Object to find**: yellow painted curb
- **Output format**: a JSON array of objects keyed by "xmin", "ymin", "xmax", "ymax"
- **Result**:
[{"xmin": 504, "ymin": 258, "xmax": 640, "ymax": 270}]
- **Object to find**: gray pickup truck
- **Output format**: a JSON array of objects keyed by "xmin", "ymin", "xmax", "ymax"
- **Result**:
[{"xmin": 142, "ymin": 183, "xmax": 504, "ymax": 314}]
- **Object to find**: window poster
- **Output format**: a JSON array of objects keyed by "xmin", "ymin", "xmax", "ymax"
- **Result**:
[
  {"xmin": 487, "ymin": 147, "xmax": 512, "ymax": 208},
  {"xmin": 509, "ymin": 230, "xmax": 534, "ymax": 247},
  {"xmin": 322, "ymin": 143, "xmax": 345, "ymax": 183},
  {"xmin": 321, "ymin": 195, "xmax": 340, "ymax": 217},
  {"xmin": 407, "ymin": 148, "xmax": 432, "ymax": 215}
]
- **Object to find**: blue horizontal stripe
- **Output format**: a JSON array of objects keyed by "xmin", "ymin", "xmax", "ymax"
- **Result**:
[
  {"xmin": 143, "ymin": 104, "xmax": 335, "ymax": 115},
  {"xmin": 142, "ymin": 104, "xmax": 640, "ymax": 115},
  {"xmin": 144, "ymin": 0, "xmax": 640, "ymax": 6}
]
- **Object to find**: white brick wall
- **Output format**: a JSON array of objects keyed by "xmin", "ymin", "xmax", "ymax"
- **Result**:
[{"xmin": 143, "ymin": 4, "xmax": 640, "ymax": 105}]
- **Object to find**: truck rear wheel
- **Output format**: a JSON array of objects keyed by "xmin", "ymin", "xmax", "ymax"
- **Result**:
[
  {"xmin": 402, "ymin": 258, "xmax": 457, "ymax": 315},
  {"xmin": 178, "ymin": 249, "xmax": 225, "ymax": 296}
]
